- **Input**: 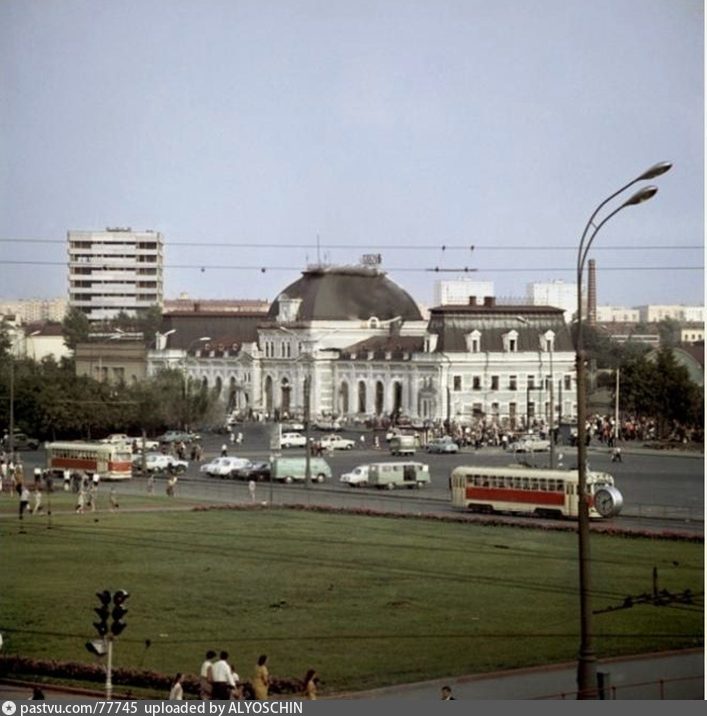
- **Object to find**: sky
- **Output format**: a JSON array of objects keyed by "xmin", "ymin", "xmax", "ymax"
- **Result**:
[{"xmin": 0, "ymin": 0, "xmax": 704, "ymax": 310}]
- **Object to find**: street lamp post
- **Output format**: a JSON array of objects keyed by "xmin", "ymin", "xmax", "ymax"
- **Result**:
[{"xmin": 574, "ymin": 162, "xmax": 671, "ymax": 699}]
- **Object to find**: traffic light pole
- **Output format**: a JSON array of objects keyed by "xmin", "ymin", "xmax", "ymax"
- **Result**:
[{"xmin": 106, "ymin": 637, "xmax": 113, "ymax": 700}]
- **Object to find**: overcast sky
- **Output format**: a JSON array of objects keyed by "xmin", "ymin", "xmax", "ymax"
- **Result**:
[{"xmin": 1, "ymin": 0, "xmax": 703, "ymax": 309}]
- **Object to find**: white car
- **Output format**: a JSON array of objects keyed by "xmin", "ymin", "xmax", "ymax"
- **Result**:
[
  {"xmin": 201, "ymin": 456, "xmax": 250, "ymax": 478},
  {"xmin": 135, "ymin": 452, "xmax": 188, "ymax": 473},
  {"xmin": 281, "ymin": 432, "xmax": 307, "ymax": 448},
  {"xmin": 104, "ymin": 434, "xmax": 159, "ymax": 451},
  {"xmin": 507, "ymin": 435, "xmax": 552, "ymax": 453},
  {"xmin": 317, "ymin": 435, "xmax": 355, "ymax": 451}
]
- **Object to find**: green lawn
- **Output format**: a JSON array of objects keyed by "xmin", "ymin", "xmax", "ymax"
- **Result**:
[{"xmin": 0, "ymin": 500, "xmax": 703, "ymax": 696}]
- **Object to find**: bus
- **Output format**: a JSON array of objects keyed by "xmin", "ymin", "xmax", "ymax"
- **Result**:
[
  {"xmin": 450, "ymin": 465, "xmax": 622, "ymax": 519},
  {"xmin": 46, "ymin": 441, "xmax": 133, "ymax": 481}
]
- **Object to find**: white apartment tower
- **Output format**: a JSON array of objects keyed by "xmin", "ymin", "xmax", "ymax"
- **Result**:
[
  {"xmin": 526, "ymin": 280, "xmax": 577, "ymax": 322},
  {"xmin": 68, "ymin": 228, "xmax": 164, "ymax": 321},
  {"xmin": 433, "ymin": 279, "xmax": 495, "ymax": 306}
]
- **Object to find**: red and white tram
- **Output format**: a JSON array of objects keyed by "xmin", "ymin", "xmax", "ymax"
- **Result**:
[
  {"xmin": 46, "ymin": 441, "xmax": 133, "ymax": 481},
  {"xmin": 450, "ymin": 465, "xmax": 623, "ymax": 519}
]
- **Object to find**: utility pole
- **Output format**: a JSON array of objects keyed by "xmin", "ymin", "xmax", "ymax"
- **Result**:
[{"xmin": 304, "ymin": 375, "xmax": 311, "ymax": 488}]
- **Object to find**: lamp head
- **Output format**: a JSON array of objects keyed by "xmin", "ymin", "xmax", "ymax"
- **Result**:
[
  {"xmin": 622, "ymin": 185, "xmax": 658, "ymax": 207},
  {"xmin": 636, "ymin": 161, "xmax": 672, "ymax": 181}
]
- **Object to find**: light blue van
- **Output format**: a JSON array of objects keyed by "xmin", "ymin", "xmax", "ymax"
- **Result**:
[{"xmin": 271, "ymin": 457, "xmax": 332, "ymax": 483}]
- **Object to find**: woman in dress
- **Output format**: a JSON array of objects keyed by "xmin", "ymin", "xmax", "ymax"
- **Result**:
[{"xmin": 252, "ymin": 654, "xmax": 269, "ymax": 700}]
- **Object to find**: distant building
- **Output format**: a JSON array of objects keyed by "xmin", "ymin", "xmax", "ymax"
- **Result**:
[
  {"xmin": 68, "ymin": 227, "xmax": 164, "ymax": 321},
  {"xmin": 526, "ymin": 281, "xmax": 577, "ymax": 322},
  {"xmin": 0, "ymin": 297, "xmax": 67, "ymax": 323},
  {"xmin": 681, "ymin": 324, "xmax": 705, "ymax": 345},
  {"xmin": 433, "ymin": 279, "xmax": 494, "ymax": 306},
  {"xmin": 598, "ymin": 322, "xmax": 661, "ymax": 348},
  {"xmin": 163, "ymin": 296, "xmax": 270, "ymax": 314},
  {"xmin": 24, "ymin": 322, "xmax": 71, "ymax": 362},
  {"xmin": 637, "ymin": 304, "xmax": 704, "ymax": 323},
  {"xmin": 75, "ymin": 340, "xmax": 148, "ymax": 385},
  {"xmin": 595, "ymin": 305, "xmax": 640, "ymax": 323}
]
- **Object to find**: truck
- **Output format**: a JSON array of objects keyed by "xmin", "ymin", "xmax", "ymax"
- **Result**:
[
  {"xmin": 389, "ymin": 434, "xmax": 418, "ymax": 456},
  {"xmin": 340, "ymin": 462, "xmax": 430, "ymax": 489},
  {"xmin": 270, "ymin": 456, "xmax": 332, "ymax": 483}
]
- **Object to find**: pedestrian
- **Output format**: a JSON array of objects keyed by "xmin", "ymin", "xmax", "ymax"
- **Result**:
[
  {"xmin": 63, "ymin": 469, "xmax": 70, "ymax": 492},
  {"xmin": 611, "ymin": 447, "xmax": 623, "ymax": 463},
  {"xmin": 302, "ymin": 669, "xmax": 318, "ymax": 700},
  {"xmin": 236, "ymin": 431, "xmax": 243, "ymax": 446},
  {"xmin": 166, "ymin": 475, "xmax": 177, "ymax": 497},
  {"xmin": 373, "ymin": 436, "xmax": 380, "ymax": 450},
  {"xmin": 168, "ymin": 673, "xmax": 184, "ymax": 700},
  {"xmin": 147, "ymin": 474, "xmax": 155, "ymax": 495},
  {"xmin": 221, "ymin": 443, "xmax": 228, "ymax": 457},
  {"xmin": 440, "ymin": 685, "xmax": 456, "ymax": 700},
  {"xmin": 359, "ymin": 435, "xmax": 365, "ymax": 448},
  {"xmin": 75, "ymin": 488, "xmax": 85, "ymax": 514},
  {"xmin": 32, "ymin": 486, "xmax": 43, "ymax": 515},
  {"xmin": 33, "ymin": 466, "xmax": 42, "ymax": 486},
  {"xmin": 19, "ymin": 484, "xmax": 30, "ymax": 520},
  {"xmin": 252, "ymin": 654, "xmax": 270, "ymax": 700},
  {"xmin": 210, "ymin": 651, "xmax": 237, "ymax": 700},
  {"xmin": 30, "ymin": 687, "xmax": 46, "ymax": 700},
  {"xmin": 199, "ymin": 650, "xmax": 216, "ymax": 700},
  {"xmin": 248, "ymin": 480, "xmax": 256, "ymax": 504},
  {"xmin": 109, "ymin": 487, "xmax": 120, "ymax": 511},
  {"xmin": 229, "ymin": 431, "xmax": 235, "ymax": 445}
]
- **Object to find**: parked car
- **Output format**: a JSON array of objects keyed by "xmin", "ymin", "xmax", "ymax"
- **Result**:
[
  {"xmin": 316, "ymin": 434, "xmax": 355, "ymax": 451},
  {"xmin": 2, "ymin": 432, "xmax": 40, "ymax": 451},
  {"xmin": 341, "ymin": 462, "xmax": 430, "ymax": 489},
  {"xmin": 313, "ymin": 419, "xmax": 342, "ymax": 432},
  {"xmin": 271, "ymin": 457, "xmax": 332, "ymax": 483},
  {"xmin": 281, "ymin": 420, "xmax": 305, "ymax": 432},
  {"xmin": 280, "ymin": 432, "xmax": 308, "ymax": 448},
  {"xmin": 506, "ymin": 435, "xmax": 551, "ymax": 453},
  {"xmin": 102, "ymin": 433, "xmax": 160, "ymax": 451},
  {"xmin": 201, "ymin": 456, "xmax": 250, "ymax": 478},
  {"xmin": 134, "ymin": 452, "xmax": 188, "ymax": 474},
  {"xmin": 232, "ymin": 460, "xmax": 272, "ymax": 481},
  {"xmin": 158, "ymin": 430, "xmax": 201, "ymax": 444},
  {"xmin": 426, "ymin": 437, "xmax": 459, "ymax": 454}
]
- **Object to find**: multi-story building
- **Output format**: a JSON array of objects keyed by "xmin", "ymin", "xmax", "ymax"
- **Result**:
[
  {"xmin": 150, "ymin": 265, "xmax": 576, "ymax": 428},
  {"xmin": 595, "ymin": 305, "xmax": 640, "ymax": 323},
  {"xmin": 0, "ymin": 297, "xmax": 68, "ymax": 323},
  {"xmin": 681, "ymin": 324, "xmax": 705, "ymax": 345},
  {"xmin": 637, "ymin": 304, "xmax": 703, "ymax": 323},
  {"xmin": 68, "ymin": 228, "xmax": 164, "ymax": 321},
  {"xmin": 433, "ymin": 279, "xmax": 494, "ymax": 306},
  {"xmin": 526, "ymin": 281, "xmax": 577, "ymax": 323}
]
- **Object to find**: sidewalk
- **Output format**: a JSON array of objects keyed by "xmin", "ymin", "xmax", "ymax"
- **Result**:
[{"xmin": 333, "ymin": 649, "xmax": 705, "ymax": 700}]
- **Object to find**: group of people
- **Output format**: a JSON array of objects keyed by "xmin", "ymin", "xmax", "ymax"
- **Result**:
[{"xmin": 172, "ymin": 650, "xmax": 318, "ymax": 701}]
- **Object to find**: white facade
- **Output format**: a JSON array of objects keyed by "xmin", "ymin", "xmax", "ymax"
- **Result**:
[
  {"xmin": 526, "ymin": 281, "xmax": 577, "ymax": 322},
  {"xmin": 595, "ymin": 305, "xmax": 640, "ymax": 323},
  {"xmin": 68, "ymin": 228, "xmax": 164, "ymax": 321},
  {"xmin": 681, "ymin": 326, "xmax": 705, "ymax": 344},
  {"xmin": 637, "ymin": 304, "xmax": 703, "ymax": 323},
  {"xmin": 433, "ymin": 280, "xmax": 494, "ymax": 307}
]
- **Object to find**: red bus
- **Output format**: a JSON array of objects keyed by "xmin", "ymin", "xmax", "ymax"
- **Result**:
[{"xmin": 46, "ymin": 441, "xmax": 133, "ymax": 481}]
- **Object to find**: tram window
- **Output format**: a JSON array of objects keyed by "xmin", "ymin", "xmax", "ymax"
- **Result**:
[
  {"xmin": 555, "ymin": 480, "xmax": 563, "ymax": 492},
  {"xmin": 530, "ymin": 479, "xmax": 538, "ymax": 490},
  {"xmin": 539, "ymin": 479, "xmax": 547, "ymax": 491},
  {"xmin": 522, "ymin": 478, "xmax": 529, "ymax": 490}
]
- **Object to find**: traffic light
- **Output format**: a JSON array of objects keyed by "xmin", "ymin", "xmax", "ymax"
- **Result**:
[
  {"xmin": 93, "ymin": 590, "xmax": 111, "ymax": 637},
  {"xmin": 111, "ymin": 589, "xmax": 129, "ymax": 636}
]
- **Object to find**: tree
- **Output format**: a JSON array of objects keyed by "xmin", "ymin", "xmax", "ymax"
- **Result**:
[
  {"xmin": 656, "ymin": 317, "xmax": 682, "ymax": 348},
  {"xmin": 62, "ymin": 307, "xmax": 91, "ymax": 350}
]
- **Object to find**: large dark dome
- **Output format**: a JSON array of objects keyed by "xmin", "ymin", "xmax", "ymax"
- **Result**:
[{"xmin": 268, "ymin": 266, "xmax": 423, "ymax": 322}]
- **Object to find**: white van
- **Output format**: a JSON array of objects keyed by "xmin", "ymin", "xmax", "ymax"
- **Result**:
[
  {"xmin": 340, "ymin": 462, "xmax": 430, "ymax": 489},
  {"xmin": 271, "ymin": 456, "xmax": 332, "ymax": 483},
  {"xmin": 389, "ymin": 434, "xmax": 418, "ymax": 456}
]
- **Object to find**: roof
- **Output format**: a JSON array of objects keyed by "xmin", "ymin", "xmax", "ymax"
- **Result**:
[
  {"xmin": 339, "ymin": 335, "xmax": 425, "ymax": 360},
  {"xmin": 268, "ymin": 266, "xmax": 423, "ymax": 322},
  {"xmin": 427, "ymin": 303, "xmax": 573, "ymax": 352},
  {"xmin": 161, "ymin": 314, "xmax": 262, "ymax": 351}
]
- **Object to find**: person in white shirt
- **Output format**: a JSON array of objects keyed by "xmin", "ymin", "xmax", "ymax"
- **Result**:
[
  {"xmin": 168, "ymin": 673, "xmax": 184, "ymax": 700},
  {"xmin": 210, "ymin": 651, "xmax": 237, "ymax": 700},
  {"xmin": 199, "ymin": 650, "xmax": 216, "ymax": 700}
]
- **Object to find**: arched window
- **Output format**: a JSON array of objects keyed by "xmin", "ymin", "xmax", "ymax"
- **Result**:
[
  {"xmin": 264, "ymin": 375, "xmax": 273, "ymax": 413},
  {"xmin": 281, "ymin": 377, "xmax": 291, "ymax": 416},
  {"xmin": 339, "ymin": 381, "xmax": 349, "ymax": 415},
  {"xmin": 375, "ymin": 381, "xmax": 384, "ymax": 415},
  {"xmin": 358, "ymin": 381, "xmax": 367, "ymax": 414}
]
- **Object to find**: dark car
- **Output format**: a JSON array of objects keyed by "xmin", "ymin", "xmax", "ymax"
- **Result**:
[
  {"xmin": 2, "ymin": 432, "xmax": 40, "ymax": 451},
  {"xmin": 232, "ymin": 460, "xmax": 272, "ymax": 481}
]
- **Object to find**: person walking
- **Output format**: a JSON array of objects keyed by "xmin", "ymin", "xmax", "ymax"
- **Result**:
[
  {"xmin": 109, "ymin": 487, "xmax": 120, "ymax": 511},
  {"xmin": 19, "ymin": 484, "xmax": 30, "ymax": 520},
  {"xmin": 168, "ymin": 673, "xmax": 184, "ymax": 700},
  {"xmin": 440, "ymin": 685, "xmax": 456, "ymax": 700},
  {"xmin": 221, "ymin": 444, "xmax": 228, "ymax": 457},
  {"xmin": 210, "ymin": 651, "xmax": 236, "ymax": 700},
  {"xmin": 166, "ymin": 475, "xmax": 177, "ymax": 497},
  {"xmin": 236, "ymin": 431, "xmax": 243, "ymax": 446},
  {"xmin": 199, "ymin": 650, "xmax": 216, "ymax": 700},
  {"xmin": 248, "ymin": 480, "xmax": 257, "ymax": 504},
  {"xmin": 147, "ymin": 474, "xmax": 155, "ymax": 495},
  {"xmin": 32, "ymin": 486, "xmax": 43, "ymax": 515},
  {"xmin": 252, "ymin": 654, "xmax": 270, "ymax": 700},
  {"xmin": 302, "ymin": 669, "xmax": 318, "ymax": 700},
  {"xmin": 75, "ymin": 488, "xmax": 85, "ymax": 514}
]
